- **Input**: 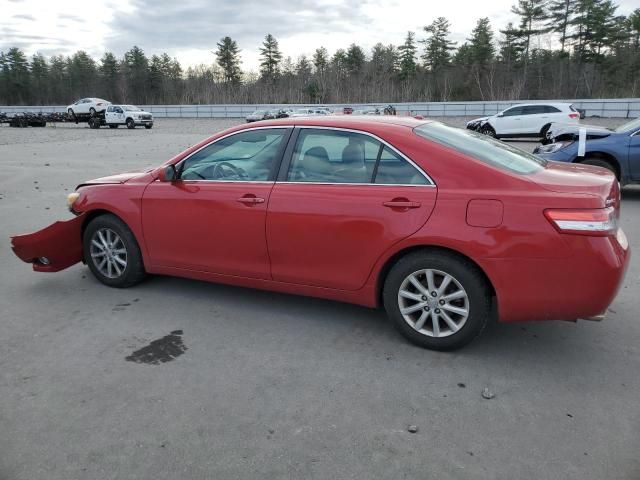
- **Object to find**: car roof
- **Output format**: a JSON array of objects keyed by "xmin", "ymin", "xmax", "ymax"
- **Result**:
[
  {"xmin": 508, "ymin": 102, "xmax": 571, "ymax": 107},
  {"xmin": 246, "ymin": 115, "xmax": 431, "ymax": 129}
]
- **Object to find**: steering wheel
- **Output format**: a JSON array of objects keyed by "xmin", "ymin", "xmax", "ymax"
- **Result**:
[{"xmin": 212, "ymin": 161, "xmax": 248, "ymax": 180}]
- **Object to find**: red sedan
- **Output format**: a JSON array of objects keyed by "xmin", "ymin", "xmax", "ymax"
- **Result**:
[{"xmin": 11, "ymin": 116, "xmax": 630, "ymax": 350}]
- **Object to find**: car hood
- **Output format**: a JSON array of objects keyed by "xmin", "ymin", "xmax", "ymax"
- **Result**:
[
  {"xmin": 78, "ymin": 170, "xmax": 149, "ymax": 187},
  {"xmin": 528, "ymin": 160, "xmax": 616, "ymax": 203},
  {"xmin": 548, "ymin": 122, "xmax": 611, "ymax": 141},
  {"xmin": 467, "ymin": 116, "xmax": 490, "ymax": 124}
]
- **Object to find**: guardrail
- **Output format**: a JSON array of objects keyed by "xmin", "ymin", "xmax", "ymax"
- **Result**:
[{"xmin": 1, "ymin": 99, "xmax": 638, "ymax": 118}]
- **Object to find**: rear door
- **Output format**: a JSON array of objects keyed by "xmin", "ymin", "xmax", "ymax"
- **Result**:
[
  {"xmin": 520, "ymin": 105, "xmax": 546, "ymax": 134},
  {"xmin": 266, "ymin": 127, "xmax": 437, "ymax": 291}
]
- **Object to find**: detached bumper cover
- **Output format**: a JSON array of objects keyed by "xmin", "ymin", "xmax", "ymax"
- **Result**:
[{"xmin": 11, "ymin": 214, "xmax": 85, "ymax": 272}]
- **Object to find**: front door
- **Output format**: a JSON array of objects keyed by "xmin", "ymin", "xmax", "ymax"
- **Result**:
[
  {"xmin": 142, "ymin": 127, "xmax": 290, "ymax": 278},
  {"xmin": 266, "ymin": 128, "xmax": 437, "ymax": 291}
]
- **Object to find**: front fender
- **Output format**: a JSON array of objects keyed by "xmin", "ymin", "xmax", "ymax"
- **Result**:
[{"xmin": 11, "ymin": 214, "xmax": 85, "ymax": 272}]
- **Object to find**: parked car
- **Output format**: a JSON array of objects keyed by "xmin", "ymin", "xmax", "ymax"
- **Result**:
[
  {"xmin": 290, "ymin": 108, "xmax": 329, "ymax": 117},
  {"xmin": 11, "ymin": 117, "xmax": 629, "ymax": 350},
  {"xmin": 246, "ymin": 110, "xmax": 269, "ymax": 122},
  {"xmin": 343, "ymin": 107, "xmax": 354, "ymax": 114},
  {"xmin": 534, "ymin": 117, "xmax": 640, "ymax": 185},
  {"xmin": 67, "ymin": 98, "xmax": 111, "ymax": 117},
  {"xmin": 466, "ymin": 103, "xmax": 580, "ymax": 139},
  {"xmin": 105, "ymin": 105, "xmax": 153, "ymax": 129}
]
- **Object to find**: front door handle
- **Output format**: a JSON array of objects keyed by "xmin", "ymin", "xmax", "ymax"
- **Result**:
[
  {"xmin": 383, "ymin": 200, "xmax": 421, "ymax": 209},
  {"xmin": 237, "ymin": 195, "xmax": 265, "ymax": 205}
]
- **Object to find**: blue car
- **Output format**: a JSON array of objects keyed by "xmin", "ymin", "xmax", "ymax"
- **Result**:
[{"xmin": 534, "ymin": 118, "xmax": 640, "ymax": 186}]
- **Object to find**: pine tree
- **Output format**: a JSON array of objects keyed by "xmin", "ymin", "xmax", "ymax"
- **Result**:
[
  {"xmin": 30, "ymin": 53, "xmax": 49, "ymax": 103},
  {"xmin": 468, "ymin": 18, "xmax": 495, "ymax": 68},
  {"xmin": 511, "ymin": 0, "xmax": 549, "ymax": 58},
  {"xmin": 122, "ymin": 46, "xmax": 149, "ymax": 102},
  {"xmin": 259, "ymin": 34, "xmax": 282, "ymax": 79},
  {"xmin": 421, "ymin": 17, "xmax": 456, "ymax": 70},
  {"xmin": 345, "ymin": 44, "xmax": 366, "ymax": 74},
  {"xmin": 398, "ymin": 31, "xmax": 417, "ymax": 79},
  {"xmin": 546, "ymin": 0, "xmax": 577, "ymax": 53},
  {"xmin": 312, "ymin": 47, "xmax": 328, "ymax": 74},
  {"xmin": 215, "ymin": 36, "xmax": 242, "ymax": 84}
]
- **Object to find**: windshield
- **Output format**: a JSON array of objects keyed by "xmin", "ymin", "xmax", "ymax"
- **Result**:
[
  {"xmin": 414, "ymin": 122, "xmax": 546, "ymax": 174},
  {"xmin": 614, "ymin": 118, "xmax": 640, "ymax": 133},
  {"xmin": 123, "ymin": 105, "xmax": 141, "ymax": 111}
]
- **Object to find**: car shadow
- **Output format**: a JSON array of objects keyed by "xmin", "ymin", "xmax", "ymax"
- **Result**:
[
  {"xmin": 622, "ymin": 185, "xmax": 640, "ymax": 201},
  {"xmin": 123, "ymin": 274, "xmax": 609, "ymax": 370}
]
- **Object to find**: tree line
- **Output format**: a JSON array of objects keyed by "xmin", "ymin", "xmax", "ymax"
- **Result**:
[{"xmin": 1, "ymin": 0, "xmax": 639, "ymax": 106}]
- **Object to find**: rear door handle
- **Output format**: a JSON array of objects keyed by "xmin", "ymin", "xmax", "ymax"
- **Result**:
[
  {"xmin": 237, "ymin": 195, "xmax": 265, "ymax": 205},
  {"xmin": 383, "ymin": 200, "xmax": 421, "ymax": 209}
]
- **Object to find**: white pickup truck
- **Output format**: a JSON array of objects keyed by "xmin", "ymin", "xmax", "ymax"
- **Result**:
[{"xmin": 104, "ymin": 105, "xmax": 154, "ymax": 129}]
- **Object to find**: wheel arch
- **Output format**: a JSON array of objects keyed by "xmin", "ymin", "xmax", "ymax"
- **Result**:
[
  {"xmin": 573, "ymin": 151, "xmax": 621, "ymax": 179},
  {"xmin": 375, "ymin": 245, "xmax": 497, "ymax": 309},
  {"xmin": 80, "ymin": 209, "xmax": 141, "ymax": 248}
]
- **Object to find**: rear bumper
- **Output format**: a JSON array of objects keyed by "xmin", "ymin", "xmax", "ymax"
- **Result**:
[
  {"xmin": 483, "ymin": 229, "xmax": 630, "ymax": 322},
  {"xmin": 11, "ymin": 214, "xmax": 85, "ymax": 272}
]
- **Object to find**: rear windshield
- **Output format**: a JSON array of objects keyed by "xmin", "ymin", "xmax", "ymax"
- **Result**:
[{"xmin": 414, "ymin": 122, "xmax": 546, "ymax": 174}]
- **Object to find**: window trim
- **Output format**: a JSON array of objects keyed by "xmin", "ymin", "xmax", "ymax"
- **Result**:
[
  {"xmin": 173, "ymin": 126, "xmax": 293, "ymax": 183},
  {"xmin": 276, "ymin": 125, "xmax": 435, "ymax": 187}
]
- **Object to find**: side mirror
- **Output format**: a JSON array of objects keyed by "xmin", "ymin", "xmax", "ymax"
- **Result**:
[
  {"xmin": 497, "ymin": 113, "xmax": 504, "ymax": 117},
  {"xmin": 159, "ymin": 164, "xmax": 178, "ymax": 182}
]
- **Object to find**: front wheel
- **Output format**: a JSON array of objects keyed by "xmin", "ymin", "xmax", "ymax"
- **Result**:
[
  {"xmin": 126, "ymin": 118, "xmax": 135, "ymax": 129},
  {"xmin": 383, "ymin": 251, "xmax": 492, "ymax": 351},
  {"xmin": 480, "ymin": 124, "xmax": 496, "ymax": 138},
  {"xmin": 83, "ymin": 214, "xmax": 146, "ymax": 288},
  {"xmin": 581, "ymin": 157, "xmax": 618, "ymax": 179}
]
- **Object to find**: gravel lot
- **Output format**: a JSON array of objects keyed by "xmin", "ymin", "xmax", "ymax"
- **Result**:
[{"xmin": 1, "ymin": 117, "xmax": 639, "ymax": 480}]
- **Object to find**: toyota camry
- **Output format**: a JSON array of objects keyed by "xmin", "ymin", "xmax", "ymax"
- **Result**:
[{"xmin": 10, "ymin": 116, "xmax": 630, "ymax": 350}]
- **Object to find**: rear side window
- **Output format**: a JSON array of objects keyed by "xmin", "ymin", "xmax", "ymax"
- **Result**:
[
  {"xmin": 544, "ymin": 105, "xmax": 561, "ymax": 113},
  {"xmin": 414, "ymin": 123, "xmax": 546, "ymax": 174},
  {"xmin": 287, "ymin": 128, "xmax": 429, "ymax": 185},
  {"xmin": 522, "ymin": 105, "xmax": 546, "ymax": 115}
]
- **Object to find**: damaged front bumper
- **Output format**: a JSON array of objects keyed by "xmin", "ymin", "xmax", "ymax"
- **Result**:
[{"xmin": 11, "ymin": 214, "xmax": 85, "ymax": 272}]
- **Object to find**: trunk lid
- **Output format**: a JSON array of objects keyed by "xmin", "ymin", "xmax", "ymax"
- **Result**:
[{"xmin": 528, "ymin": 160, "xmax": 618, "ymax": 207}]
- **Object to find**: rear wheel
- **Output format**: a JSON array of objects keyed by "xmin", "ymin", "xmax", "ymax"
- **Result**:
[
  {"xmin": 126, "ymin": 118, "xmax": 135, "ymax": 129},
  {"xmin": 83, "ymin": 214, "xmax": 146, "ymax": 288},
  {"xmin": 540, "ymin": 123, "xmax": 551, "ymax": 139},
  {"xmin": 383, "ymin": 251, "xmax": 492, "ymax": 351}
]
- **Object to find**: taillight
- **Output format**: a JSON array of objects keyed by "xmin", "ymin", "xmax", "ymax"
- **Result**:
[
  {"xmin": 568, "ymin": 113, "xmax": 579, "ymax": 119},
  {"xmin": 544, "ymin": 207, "xmax": 617, "ymax": 236}
]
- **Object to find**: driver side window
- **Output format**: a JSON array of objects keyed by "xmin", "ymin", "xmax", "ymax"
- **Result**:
[{"xmin": 180, "ymin": 129, "xmax": 287, "ymax": 181}]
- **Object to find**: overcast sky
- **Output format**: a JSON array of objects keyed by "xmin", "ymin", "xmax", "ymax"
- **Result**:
[{"xmin": 2, "ymin": 0, "xmax": 638, "ymax": 71}]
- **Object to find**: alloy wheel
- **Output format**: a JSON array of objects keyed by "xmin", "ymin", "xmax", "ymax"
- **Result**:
[
  {"xmin": 397, "ymin": 269, "xmax": 470, "ymax": 338},
  {"xmin": 89, "ymin": 228, "xmax": 128, "ymax": 278}
]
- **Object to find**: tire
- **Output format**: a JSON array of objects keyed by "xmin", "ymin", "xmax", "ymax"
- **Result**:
[
  {"xmin": 126, "ymin": 118, "xmax": 135, "ymax": 129},
  {"xmin": 83, "ymin": 214, "xmax": 146, "ymax": 288},
  {"xmin": 89, "ymin": 107, "xmax": 96, "ymax": 116},
  {"xmin": 109, "ymin": 124, "xmax": 118, "ymax": 129},
  {"xmin": 480, "ymin": 124, "xmax": 496, "ymax": 138},
  {"xmin": 581, "ymin": 157, "xmax": 618, "ymax": 179},
  {"xmin": 383, "ymin": 251, "xmax": 492, "ymax": 351},
  {"xmin": 145, "ymin": 124, "xmax": 153, "ymax": 129},
  {"xmin": 540, "ymin": 123, "xmax": 551, "ymax": 139},
  {"xmin": 88, "ymin": 117, "xmax": 101, "ymax": 129}
]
